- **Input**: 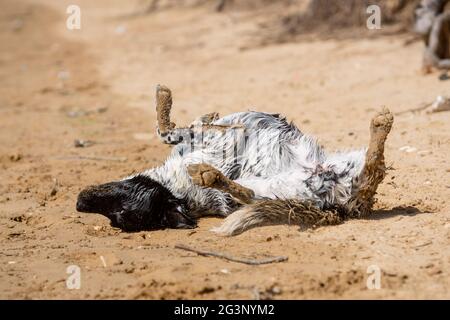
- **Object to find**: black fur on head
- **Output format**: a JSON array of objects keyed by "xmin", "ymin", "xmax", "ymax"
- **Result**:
[{"xmin": 76, "ymin": 175, "xmax": 196, "ymax": 231}]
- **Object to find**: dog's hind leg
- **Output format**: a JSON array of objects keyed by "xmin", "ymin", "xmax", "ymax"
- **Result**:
[
  {"xmin": 155, "ymin": 85, "xmax": 246, "ymax": 145},
  {"xmin": 155, "ymin": 85, "xmax": 176, "ymax": 136},
  {"xmin": 155, "ymin": 85, "xmax": 193, "ymax": 145},
  {"xmin": 348, "ymin": 107, "xmax": 394, "ymax": 217},
  {"xmin": 187, "ymin": 163, "xmax": 255, "ymax": 205}
]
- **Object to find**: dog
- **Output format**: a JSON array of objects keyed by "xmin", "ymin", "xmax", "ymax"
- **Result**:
[{"xmin": 76, "ymin": 86, "xmax": 393, "ymax": 235}]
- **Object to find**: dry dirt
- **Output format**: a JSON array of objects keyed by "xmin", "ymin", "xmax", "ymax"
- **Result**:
[{"xmin": 0, "ymin": 0, "xmax": 449, "ymax": 299}]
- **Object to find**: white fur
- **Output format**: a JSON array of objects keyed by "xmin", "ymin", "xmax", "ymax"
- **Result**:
[{"xmin": 127, "ymin": 111, "xmax": 366, "ymax": 234}]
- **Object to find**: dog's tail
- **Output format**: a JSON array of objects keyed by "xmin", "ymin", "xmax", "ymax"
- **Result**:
[{"xmin": 211, "ymin": 199, "xmax": 343, "ymax": 236}]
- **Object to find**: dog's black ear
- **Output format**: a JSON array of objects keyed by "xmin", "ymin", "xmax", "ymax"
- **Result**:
[{"xmin": 76, "ymin": 175, "xmax": 196, "ymax": 231}]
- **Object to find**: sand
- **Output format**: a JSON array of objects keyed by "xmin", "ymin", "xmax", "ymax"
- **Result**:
[{"xmin": 0, "ymin": 0, "xmax": 449, "ymax": 299}]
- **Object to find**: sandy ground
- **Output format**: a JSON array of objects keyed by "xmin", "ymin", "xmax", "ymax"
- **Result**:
[{"xmin": 0, "ymin": 0, "xmax": 449, "ymax": 299}]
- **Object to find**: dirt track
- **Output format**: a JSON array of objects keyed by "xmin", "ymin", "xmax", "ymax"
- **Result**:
[{"xmin": 0, "ymin": 0, "xmax": 449, "ymax": 299}]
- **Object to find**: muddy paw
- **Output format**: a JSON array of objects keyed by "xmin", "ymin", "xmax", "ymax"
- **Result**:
[
  {"xmin": 156, "ymin": 84, "xmax": 171, "ymax": 99},
  {"xmin": 187, "ymin": 164, "xmax": 222, "ymax": 188},
  {"xmin": 370, "ymin": 107, "xmax": 394, "ymax": 137},
  {"xmin": 156, "ymin": 84, "xmax": 175, "ymax": 134}
]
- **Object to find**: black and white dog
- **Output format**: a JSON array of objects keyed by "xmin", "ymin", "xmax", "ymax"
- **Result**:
[{"xmin": 77, "ymin": 86, "xmax": 393, "ymax": 235}]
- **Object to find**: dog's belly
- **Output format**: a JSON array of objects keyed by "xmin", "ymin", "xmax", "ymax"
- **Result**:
[{"xmin": 235, "ymin": 168, "xmax": 314, "ymax": 200}]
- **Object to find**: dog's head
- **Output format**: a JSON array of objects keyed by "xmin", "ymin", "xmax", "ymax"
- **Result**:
[{"xmin": 76, "ymin": 175, "xmax": 196, "ymax": 231}]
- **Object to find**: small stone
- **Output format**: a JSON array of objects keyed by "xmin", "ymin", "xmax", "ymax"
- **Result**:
[
  {"xmin": 96, "ymin": 107, "xmax": 108, "ymax": 113},
  {"xmin": 399, "ymin": 146, "xmax": 417, "ymax": 153},
  {"xmin": 57, "ymin": 71, "xmax": 70, "ymax": 81},
  {"xmin": 125, "ymin": 267, "xmax": 135, "ymax": 274},
  {"xmin": 74, "ymin": 139, "xmax": 95, "ymax": 148},
  {"xmin": 271, "ymin": 286, "xmax": 281, "ymax": 294},
  {"xmin": 115, "ymin": 25, "xmax": 127, "ymax": 35},
  {"xmin": 427, "ymin": 95, "xmax": 450, "ymax": 113},
  {"xmin": 66, "ymin": 110, "xmax": 86, "ymax": 118},
  {"xmin": 198, "ymin": 286, "xmax": 215, "ymax": 294}
]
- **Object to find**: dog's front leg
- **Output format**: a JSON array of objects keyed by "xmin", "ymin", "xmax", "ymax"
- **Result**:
[{"xmin": 187, "ymin": 163, "xmax": 255, "ymax": 205}]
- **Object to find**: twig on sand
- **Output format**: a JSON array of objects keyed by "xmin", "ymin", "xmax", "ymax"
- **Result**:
[
  {"xmin": 57, "ymin": 155, "xmax": 127, "ymax": 162},
  {"xmin": 412, "ymin": 240, "xmax": 433, "ymax": 249},
  {"xmin": 174, "ymin": 244, "xmax": 288, "ymax": 265}
]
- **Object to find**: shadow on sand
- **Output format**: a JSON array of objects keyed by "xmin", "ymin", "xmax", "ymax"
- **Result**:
[{"xmin": 367, "ymin": 206, "xmax": 424, "ymax": 221}]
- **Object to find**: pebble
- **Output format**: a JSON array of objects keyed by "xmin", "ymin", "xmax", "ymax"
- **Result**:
[
  {"xmin": 57, "ymin": 71, "xmax": 70, "ymax": 81},
  {"xmin": 399, "ymin": 146, "xmax": 417, "ymax": 153},
  {"xmin": 198, "ymin": 286, "xmax": 215, "ymax": 294},
  {"xmin": 11, "ymin": 19, "xmax": 23, "ymax": 32},
  {"xmin": 125, "ymin": 267, "xmax": 135, "ymax": 274},
  {"xmin": 269, "ymin": 286, "xmax": 282, "ymax": 295},
  {"xmin": 74, "ymin": 139, "xmax": 95, "ymax": 148},
  {"xmin": 115, "ymin": 25, "xmax": 127, "ymax": 35}
]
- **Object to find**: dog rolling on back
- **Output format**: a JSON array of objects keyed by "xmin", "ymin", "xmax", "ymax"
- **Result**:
[{"xmin": 77, "ymin": 86, "xmax": 393, "ymax": 235}]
